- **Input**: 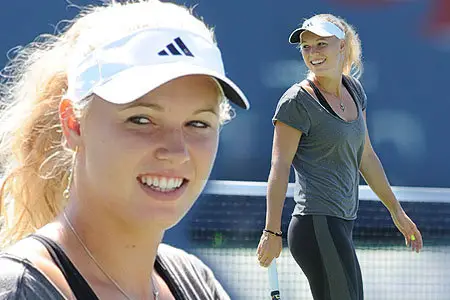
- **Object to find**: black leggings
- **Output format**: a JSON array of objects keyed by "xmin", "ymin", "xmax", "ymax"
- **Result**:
[{"xmin": 288, "ymin": 215, "xmax": 363, "ymax": 300}]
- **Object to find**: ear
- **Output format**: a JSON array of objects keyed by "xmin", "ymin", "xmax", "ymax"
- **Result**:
[
  {"xmin": 59, "ymin": 98, "xmax": 81, "ymax": 149},
  {"xmin": 340, "ymin": 40, "xmax": 346, "ymax": 52}
]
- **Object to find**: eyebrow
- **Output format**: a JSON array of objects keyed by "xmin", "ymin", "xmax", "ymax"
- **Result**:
[
  {"xmin": 120, "ymin": 102, "xmax": 164, "ymax": 111},
  {"xmin": 193, "ymin": 107, "xmax": 219, "ymax": 116},
  {"xmin": 300, "ymin": 37, "xmax": 328, "ymax": 45},
  {"xmin": 120, "ymin": 102, "xmax": 218, "ymax": 116}
]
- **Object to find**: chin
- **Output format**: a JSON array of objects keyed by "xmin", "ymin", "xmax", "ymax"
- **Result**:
[
  {"xmin": 133, "ymin": 210, "xmax": 184, "ymax": 230},
  {"xmin": 310, "ymin": 66, "xmax": 329, "ymax": 75},
  {"xmin": 129, "ymin": 182, "xmax": 205, "ymax": 229},
  {"xmin": 312, "ymin": 65, "xmax": 341, "ymax": 77},
  {"xmin": 136, "ymin": 199, "xmax": 195, "ymax": 227},
  {"xmin": 163, "ymin": 218, "xmax": 184, "ymax": 230},
  {"xmin": 153, "ymin": 217, "xmax": 181, "ymax": 230}
]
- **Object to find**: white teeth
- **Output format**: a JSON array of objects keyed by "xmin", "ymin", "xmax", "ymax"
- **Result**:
[
  {"xmin": 140, "ymin": 176, "xmax": 184, "ymax": 192},
  {"xmin": 159, "ymin": 177, "xmax": 167, "ymax": 189},
  {"xmin": 167, "ymin": 178, "xmax": 175, "ymax": 189},
  {"xmin": 311, "ymin": 59, "xmax": 325, "ymax": 65}
]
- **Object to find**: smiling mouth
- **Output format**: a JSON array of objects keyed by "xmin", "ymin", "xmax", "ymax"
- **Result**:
[
  {"xmin": 311, "ymin": 58, "xmax": 326, "ymax": 66},
  {"xmin": 137, "ymin": 175, "xmax": 188, "ymax": 193}
]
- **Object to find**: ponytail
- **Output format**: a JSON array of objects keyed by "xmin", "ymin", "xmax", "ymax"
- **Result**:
[{"xmin": 0, "ymin": 35, "xmax": 73, "ymax": 247}]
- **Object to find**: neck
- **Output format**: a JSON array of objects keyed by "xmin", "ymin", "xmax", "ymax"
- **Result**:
[
  {"xmin": 312, "ymin": 74, "xmax": 343, "ymax": 97},
  {"xmin": 61, "ymin": 197, "xmax": 164, "ymax": 299}
]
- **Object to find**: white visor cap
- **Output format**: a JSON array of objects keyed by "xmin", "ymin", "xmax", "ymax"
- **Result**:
[
  {"xmin": 289, "ymin": 18, "xmax": 345, "ymax": 44},
  {"xmin": 66, "ymin": 28, "xmax": 249, "ymax": 109}
]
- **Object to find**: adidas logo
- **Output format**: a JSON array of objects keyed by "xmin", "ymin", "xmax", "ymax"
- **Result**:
[
  {"xmin": 158, "ymin": 37, "xmax": 194, "ymax": 57},
  {"xmin": 304, "ymin": 21, "xmax": 313, "ymax": 28}
]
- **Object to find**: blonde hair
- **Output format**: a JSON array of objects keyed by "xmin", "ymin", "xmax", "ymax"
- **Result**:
[
  {"xmin": 0, "ymin": 0, "xmax": 232, "ymax": 248},
  {"xmin": 304, "ymin": 14, "xmax": 363, "ymax": 79}
]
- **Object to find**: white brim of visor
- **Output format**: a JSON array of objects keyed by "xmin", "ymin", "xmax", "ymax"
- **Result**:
[
  {"xmin": 65, "ymin": 27, "xmax": 250, "ymax": 109},
  {"xmin": 92, "ymin": 62, "xmax": 247, "ymax": 108},
  {"xmin": 289, "ymin": 20, "xmax": 345, "ymax": 44}
]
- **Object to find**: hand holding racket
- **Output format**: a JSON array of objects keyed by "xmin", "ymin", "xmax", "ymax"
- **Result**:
[
  {"xmin": 256, "ymin": 229, "xmax": 282, "ymax": 267},
  {"xmin": 257, "ymin": 229, "xmax": 282, "ymax": 298}
]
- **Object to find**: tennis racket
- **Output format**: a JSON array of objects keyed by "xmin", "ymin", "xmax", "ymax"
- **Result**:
[{"xmin": 268, "ymin": 259, "xmax": 281, "ymax": 299}]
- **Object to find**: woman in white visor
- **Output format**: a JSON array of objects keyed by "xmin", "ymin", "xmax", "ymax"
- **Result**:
[
  {"xmin": 0, "ymin": 1, "xmax": 249, "ymax": 299},
  {"xmin": 257, "ymin": 14, "xmax": 422, "ymax": 300}
]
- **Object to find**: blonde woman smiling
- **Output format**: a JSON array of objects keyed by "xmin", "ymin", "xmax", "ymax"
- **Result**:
[{"xmin": 0, "ymin": 1, "xmax": 249, "ymax": 299}]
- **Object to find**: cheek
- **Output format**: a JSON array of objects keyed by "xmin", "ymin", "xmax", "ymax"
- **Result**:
[
  {"xmin": 188, "ymin": 132, "xmax": 219, "ymax": 176},
  {"xmin": 302, "ymin": 51, "xmax": 312, "ymax": 66},
  {"xmin": 82, "ymin": 123, "xmax": 140, "ymax": 186},
  {"xmin": 182, "ymin": 134, "xmax": 218, "ymax": 214},
  {"xmin": 301, "ymin": 50, "xmax": 309, "ymax": 60},
  {"xmin": 325, "ymin": 46, "xmax": 341, "ymax": 60}
]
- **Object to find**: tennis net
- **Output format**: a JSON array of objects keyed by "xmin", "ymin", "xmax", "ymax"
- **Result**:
[{"xmin": 187, "ymin": 181, "xmax": 450, "ymax": 300}]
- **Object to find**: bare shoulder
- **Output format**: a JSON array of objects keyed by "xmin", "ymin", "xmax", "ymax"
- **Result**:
[
  {"xmin": 298, "ymin": 79, "xmax": 310, "ymax": 88},
  {"xmin": 6, "ymin": 237, "xmax": 51, "ymax": 262},
  {"xmin": 5, "ymin": 238, "xmax": 58, "ymax": 275}
]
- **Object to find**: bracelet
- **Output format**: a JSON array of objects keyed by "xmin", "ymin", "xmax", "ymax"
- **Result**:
[{"xmin": 263, "ymin": 229, "xmax": 282, "ymax": 237}]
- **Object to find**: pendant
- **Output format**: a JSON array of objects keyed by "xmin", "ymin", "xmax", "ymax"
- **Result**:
[{"xmin": 340, "ymin": 102, "xmax": 345, "ymax": 111}]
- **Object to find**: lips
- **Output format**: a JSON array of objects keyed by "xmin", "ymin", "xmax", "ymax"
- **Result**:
[
  {"xmin": 138, "ymin": 175, "xmax": 184, "ymax": 192},
  {"xmin": 311, "ymin": 58, "xmax": 326, "ymax": 65},
  {"xmin": 137, "ymin": 174, "xmax": 189, "ymax": 201}
]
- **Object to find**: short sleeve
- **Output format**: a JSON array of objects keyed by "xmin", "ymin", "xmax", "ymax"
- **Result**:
[
  {"xmin": 157, "ymin": 244, "xmax": 231, "ymax": 300},
  {"xmin": 0, "ymin": 255, "xmax": 64, "ymax": 300},
  {"xmin": 272, "ymin": 85, "xmax": 311, "ymax": 135},
  {"xmin": 186, "ymin": 254, "xmax": 230, "ymax": 300},
  {"xmin": 351, "ymin": 77, "xmax": 367, "ymax": 111}
]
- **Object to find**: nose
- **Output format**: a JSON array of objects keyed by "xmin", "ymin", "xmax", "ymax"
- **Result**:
[
  {"xmin": 311, "ymin": 45, "xmax": 321, "ymax": 54},
  {"xmin": 154, "ymin": 128, "xmax": 190, "ymax": 165}
]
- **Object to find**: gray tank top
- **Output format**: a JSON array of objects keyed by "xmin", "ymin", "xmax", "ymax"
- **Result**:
[{"xmin": 273, "ymin": 76, "xmax": 367, "ymax": 220}]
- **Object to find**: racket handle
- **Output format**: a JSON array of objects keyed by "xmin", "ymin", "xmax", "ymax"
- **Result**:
[{"xmin": 268, "ymin": 260, "xmax": 281, "ymax": 299}]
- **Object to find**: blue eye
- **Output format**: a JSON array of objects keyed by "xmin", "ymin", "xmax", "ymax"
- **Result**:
[{"xmin": 128, "ymin": 116, "xmax": 152, "ymax": 125}]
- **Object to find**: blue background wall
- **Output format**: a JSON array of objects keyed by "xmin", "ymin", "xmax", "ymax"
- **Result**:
[{"xmin": 1, "ymin": 0, "xmax": 448, "ymax": 188}]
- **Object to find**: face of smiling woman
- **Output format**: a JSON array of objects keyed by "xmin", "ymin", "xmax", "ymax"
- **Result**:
[
  {"xmin": 68, "ymin": 75, "xmax": 221, "ymax": 229},
  {"xmin": 300, "ymin": 30, "xmax": 345, "ymax": 78}
]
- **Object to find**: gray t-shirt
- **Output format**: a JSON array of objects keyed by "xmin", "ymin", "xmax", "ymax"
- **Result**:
[
  {"xmin": 0, "ymin": 243, "xmax": 229, "ymax": 300},
  {"xmin": 273, "ymin": 76, "xmax": 367, "ymax": 220}
]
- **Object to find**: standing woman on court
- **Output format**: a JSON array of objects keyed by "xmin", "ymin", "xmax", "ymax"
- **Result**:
[
  {"xmin": 257, "ymin": 14, "xmax": 423, "ymax": 300},
  {"xmin": 0, "ymin": 1, "xmax": 249, "ymax": 299}
]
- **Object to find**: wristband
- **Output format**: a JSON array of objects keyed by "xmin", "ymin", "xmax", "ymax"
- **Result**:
[{"xmin": 263, "ymin": 229, "xmax": 282, "ymax": 237}]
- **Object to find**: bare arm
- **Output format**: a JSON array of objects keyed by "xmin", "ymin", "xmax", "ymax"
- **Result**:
[
  {"xmin": 359, "ymin": 111, "xmax": 402, "ymax": 214},
  {"xmin": 359, "ymin": 111, "xmax": 422, "ymax": 252},
  {"xmin": 265, "ymin": 121, "xmax": 302, "ymax": 232}
]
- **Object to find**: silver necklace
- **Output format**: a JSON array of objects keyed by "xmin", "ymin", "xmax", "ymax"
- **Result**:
[
  {"xmin": 314, "ymin": 80, "xmax": 345, "ymax": 112},
  {"xmin": 63, "ymin": 212, "xmax": 159, "ymax": 300}
]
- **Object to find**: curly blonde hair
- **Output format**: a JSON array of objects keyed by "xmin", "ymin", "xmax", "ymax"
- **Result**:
[{"xmin": 0, "ymin": 0, "xmax": 232, "ymax": 248}]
